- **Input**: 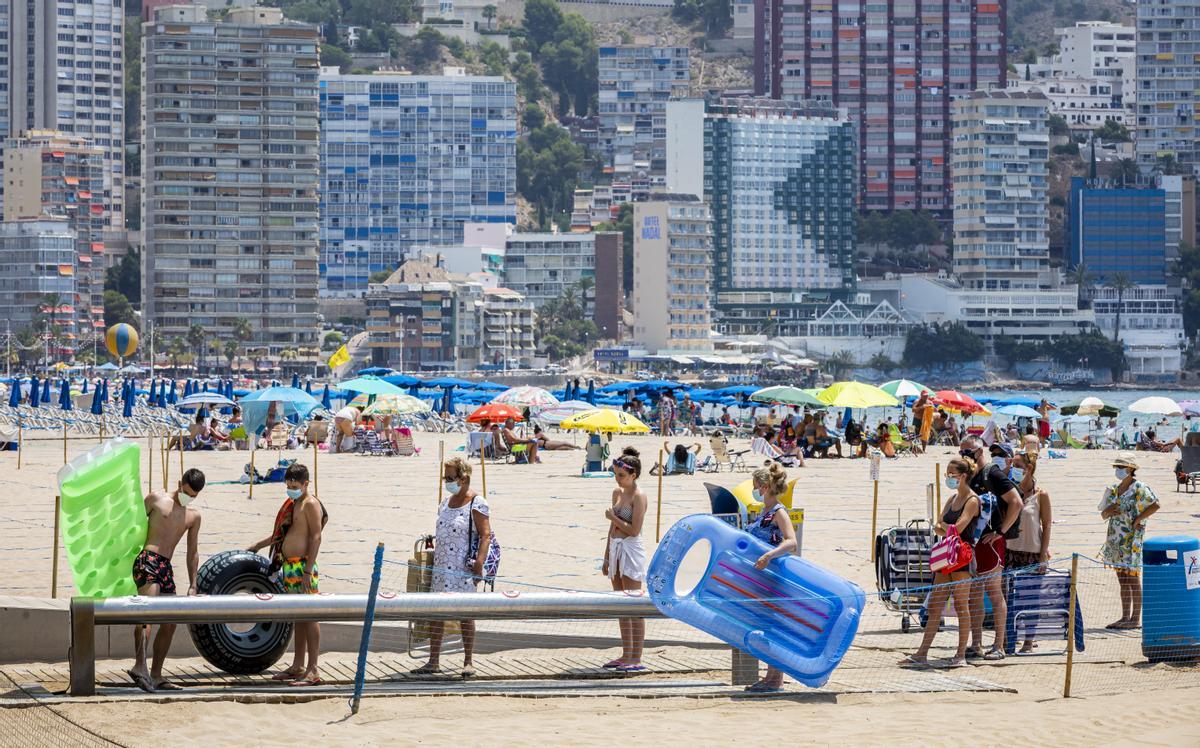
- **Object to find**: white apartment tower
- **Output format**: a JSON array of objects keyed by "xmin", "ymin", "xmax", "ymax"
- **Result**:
[{"xmin": 1135, "ymin": 0, "xmax": 1200, "ymax": 176}]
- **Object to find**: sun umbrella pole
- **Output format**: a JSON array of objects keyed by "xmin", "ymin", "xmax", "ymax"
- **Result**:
[
  {"xmin": 656, "ymin": 447, "xmax": 664, "ymax": 542},
  {"xmin": 62, "ymin": 423, "xmax": 68, "ymax": 465},
  {"xmin": 479, "ymin": 442, "xmax": 487, "ymax": 497},
  {"xmin": 249, "ymin": 446, "xmax": 255, "ymax": 500},
  {"xmin": 934, "ymin": 462, "xmax": 941, "ymax": 518},
  {"xmin": 313, "ymin": 441, "xmax": 318, "ymax": 498},
  {"xmin": 51, "ymin": 494, "xmax": 61, "ymax": 598},
  {"xmin": 16, "ymin": 421, "xmax": 21, "ymax": 470}
]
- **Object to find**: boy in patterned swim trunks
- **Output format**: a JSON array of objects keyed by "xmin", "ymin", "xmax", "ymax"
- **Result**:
[
  {"xmin": 128, "ymin": 468, "xmax": 206, "ymax": 692},
  {"xmin": 248, "ymin": 463, "xmax": 327, "ymax": 686}
]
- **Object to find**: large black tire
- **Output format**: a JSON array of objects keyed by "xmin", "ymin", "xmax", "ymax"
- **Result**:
[{"xmin": 188, "ymin": 550, "xmax": 293, "ymax": 674}]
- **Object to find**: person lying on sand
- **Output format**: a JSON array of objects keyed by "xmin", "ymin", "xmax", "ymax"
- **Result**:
[
  {"xmin": 128, "ymin": 469, "xmax": 205, "ymax": 693},
  {"xmin": 533, "ymin": 425, "xmax": 579, "ymax": 450}
]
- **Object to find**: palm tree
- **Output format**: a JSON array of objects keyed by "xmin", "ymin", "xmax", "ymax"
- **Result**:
[
  {"xmin": 232, "ymin": 317, "xmax": 253, "ymax": 348},
  {"xmin": 167, "ymin": 336, "xmax": 189, "ymax": 370},
  {"xmin": 1068, "ymin": 262, "xmax": 1094, "ymax": 309},
  {"xmin": 1107, "ymin": 272, "xmax": 1136, "ymax": 343},
  {"xmin": 482, "ymin": 4, "xmax": 497, "ymax": 29},
  {"xmin": 187, "ymin": 324, "xmax": 206, "ymax": 373},
  {"xmin": 279, "ymin": 348, "xmax": 297, "ymax": 374},
  {"xmin": 223, "ymin": 339, "xmax": 239, "ymax": 375},
  {"xmin": 249, "ymin": 347, "xmax": 265, "ymax": 375}
]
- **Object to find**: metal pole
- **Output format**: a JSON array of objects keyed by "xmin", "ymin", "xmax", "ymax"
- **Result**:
[
  {"xmin": 178, "ymin": 428, "xmax": 184, "ymax": 477},
  {"xmin": 63, "ymin": 422, "xmax": 68, "ymax": 465},
  {"xmin": 350, "ymin": 542, "xmax": 385, "ymax": 715},
  {"xmin": 52, "ymin": 495, "xmax": 61, "ymax": 598},
  {"xmin": 656, "ymin": 447, "xmax": 664, "ymax": 542},
  {"xmin": 1063, "ymin": 553, "xmax": 1079, "ymax": 698}
]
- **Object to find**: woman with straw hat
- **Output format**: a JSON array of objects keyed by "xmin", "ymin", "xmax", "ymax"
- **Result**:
[{"xmin": 1099, "ymin": 455, "xmax": 1160, "ymax": 630}]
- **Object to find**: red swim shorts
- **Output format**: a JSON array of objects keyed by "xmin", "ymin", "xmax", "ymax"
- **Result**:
[{"xmin": 975, "ymin": 535, "xmax": 1006, "ymax": 575}]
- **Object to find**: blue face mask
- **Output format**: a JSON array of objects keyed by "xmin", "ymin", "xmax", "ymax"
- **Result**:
[
  {"xmin": 1114, "ymin": 468, "xmax": 1129, "ymax": 481},
  {"xmin": 1010, "ymin": 467, "xmax": 1025, "ymax": 483},
  {"xmin": 945, "ymin": 476, "xmax": 959, "ymax": 490},
  {"xmin": 752, "ymin": 488, "xmax": 764, "ymax": 502},
  {"xmin": 444, "ymin": 480, "xmax": 460, "ymax": 494},
  {"xmin": 286, "ymin": 487, "xmax": 303, "ymax": 500}
]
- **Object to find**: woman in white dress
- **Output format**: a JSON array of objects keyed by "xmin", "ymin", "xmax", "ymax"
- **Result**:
[{"xmin": 411, "ymin": 456, "xmax": 493, "ymax": 679}]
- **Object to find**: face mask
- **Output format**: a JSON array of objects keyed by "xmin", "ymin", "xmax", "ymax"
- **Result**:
[
  {"xmin": 1010, "ymin": 467, "xmax": 1025, "ymax": 483},
  {"xmin": 444, "ymin": 480, "xmax": 460, "ymax": 494},
  {"xmin": 945, "ymin": 477, "xmax": 959, "ymax": 490},
  {"xmin": 177, "ymin": 490, "xmax": 195, "ymax": 507},
  {"xmin": 286, "ymin": 487, "xmax": 303, "ymax": 500},
  {"xmin": 992, "ymin": 456, "xmax": 1008, "ymax": 471},
  {"xmin": 1114, "ymin": 468, "xmax": 1129, "ymax": 480},
  {"xmin": 752, "ymin": 488, "xmax": 764, "ymax": 502}
]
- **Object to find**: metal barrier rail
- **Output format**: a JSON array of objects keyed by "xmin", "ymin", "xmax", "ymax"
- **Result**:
[{"xmin": 68, "ymin": 593, "xmax": 758, "ymax": 695}]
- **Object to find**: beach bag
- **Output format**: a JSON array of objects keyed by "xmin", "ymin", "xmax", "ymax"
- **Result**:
[
  {"xmin": 929, "ymin": 525, "xmax": 972, "ymax": 574},
  {"xmin": 466, "ymin": 496, "xmax": 501, "ymax": 587},
  {"xmin": 972, "ymin": 492, "xmax": 995, "ymax": 545}
]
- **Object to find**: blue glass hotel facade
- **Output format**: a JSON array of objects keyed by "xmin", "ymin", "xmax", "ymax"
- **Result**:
[{"xmin": 1067, "ymin": 176, "xmax": 1166, "ymax": 286}]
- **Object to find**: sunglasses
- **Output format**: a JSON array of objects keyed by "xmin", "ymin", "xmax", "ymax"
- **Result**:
[{"xmin": 611, "ymin": 458, "xmax": 633, "ymax": 472}]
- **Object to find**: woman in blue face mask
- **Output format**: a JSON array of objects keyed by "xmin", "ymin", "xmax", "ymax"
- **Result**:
[
  {"xmin": 901, "ymin": 457, "xmax": 980, "ymax": 669},
  {"xmin": 743, "ymin": 461, "xmax": 798, "ymax": 692},
  {"xmin": 1099, "ymin": 455, "xmax": 1159, "ymax": 629}
]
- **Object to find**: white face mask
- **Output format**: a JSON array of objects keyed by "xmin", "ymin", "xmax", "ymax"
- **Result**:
[
  {"xmin": 444, "ymin": 480, "xmax": 460, "ymax": 494},
  {"xmin": 992, "ymin": 456, "xmax": 1008, "ymax": 470},
  {"xmin": 1010, "ymin": 467, "xmax": 1025, "ymax": 483},
  {"xmin": 177, "ymin": 490, "xmax": 195, "ymax": 507}
]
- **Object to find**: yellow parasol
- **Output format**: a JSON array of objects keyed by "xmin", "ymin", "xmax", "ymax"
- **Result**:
[{"xmin": 560, "ymin": 408, "xmax": 651, "ymax": 434}]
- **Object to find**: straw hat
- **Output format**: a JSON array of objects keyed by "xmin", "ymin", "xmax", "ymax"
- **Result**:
[{"xmin": 1112, "ymin": 455, "xmax": 1140, "ymax": 471}]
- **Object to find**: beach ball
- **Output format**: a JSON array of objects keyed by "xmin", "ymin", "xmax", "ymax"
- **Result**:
[{"xmin": 105, "ymin": 323, "xmax": 139, "ymax": 358}]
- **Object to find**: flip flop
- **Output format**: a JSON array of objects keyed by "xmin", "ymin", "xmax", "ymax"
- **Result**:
[
  {"xmin": 409, "ymin": 664, "xmax": 441, "ymax": 675},
  {"xmin": 153, "ymin": 680, "xmax": 184, "ymax": 691},
  {"xmin": 1105, "ymin": 620, "xmax": 1128, "ymax": 630},
  {"xmin": 601, "ymin": 660, "xmax": 625, "ymax": 669},
  {"xmin": 898, "ymin": 655, "xmax": 930, "ymax": 668},
  {"xmin": 983, "ymin": 648, "xmax": 1005, "ymax": 661},
  {"xmin": 271, "ymin": 668, "xmax": 305, "ymax": 681},
  {"xmin": 290, "ymin": 676, "xmax": 325, "ymax": 687},
  {"xmin": 127, "ymin": 669, "xmax": 155, "ymax": 693},
  {"xmin": 616, "ymin": 663, "xmax": 646, "ymax": 672},
  {"xmin": 946, "ymin": 658, "xmax": 969, "ymax": 669},
  {"xmin": 744, "ymin": 681, "xmax": 783, "ymax": 693},
  {"xmin": 460, "ymin": 667, "xmax": 476, "ymax": 680}
]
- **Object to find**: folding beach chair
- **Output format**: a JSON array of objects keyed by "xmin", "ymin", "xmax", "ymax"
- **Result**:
[
  {"xmin": 582, "ymin": 434, "xmax": 610, "ymax": 474},
  {"xmin": 750, "ymin": 437, "xmax": 782, "ymax": 462},
  {"xmin": 362, "ymin": 429, "xmax": 395, "ymax": 456},
  {"xmin": 702, "ymin": 434, "xmax": 748, "ymax": 472},
  {"xmin": 889, "ymin": 423, "xmax": 921, "ymax": 456},
  {"xmin": 653, "ymin": 450, "xmax": 696, "ymax": 476}
]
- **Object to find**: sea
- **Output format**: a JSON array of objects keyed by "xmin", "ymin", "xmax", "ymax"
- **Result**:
[{"xmin": 958, "ymin": 389, "xmax": 1200, "ymax": 433}]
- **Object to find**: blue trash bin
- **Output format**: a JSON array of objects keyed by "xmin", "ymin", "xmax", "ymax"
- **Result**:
[{"xmin": 1142, "ymin": 535, "xmax": 1200, "ymax": 662}]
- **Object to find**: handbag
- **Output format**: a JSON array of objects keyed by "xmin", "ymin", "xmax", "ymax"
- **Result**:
[
  {"xmin": 465, "ymin": 496, "xmax": 501, "ymax": 588},
  {"xmin": 929, "ymin": 524, "xmax": 972, "ymax": 574}
]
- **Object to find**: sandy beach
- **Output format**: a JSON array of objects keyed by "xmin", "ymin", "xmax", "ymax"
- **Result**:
[{"xmin": 3, "ymin": 429, "xmax": 1200, "ymax": 746}]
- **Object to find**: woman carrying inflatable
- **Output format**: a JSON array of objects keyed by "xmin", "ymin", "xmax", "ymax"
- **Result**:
[{"xmin": 743, "ymin": 462, "xmax": 798, "ymax": 693}]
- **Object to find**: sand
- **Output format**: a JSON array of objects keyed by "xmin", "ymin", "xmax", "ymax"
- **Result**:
[{"xmin": 4, "ymin": 429, "xmax": 1200, "ymax": 745}]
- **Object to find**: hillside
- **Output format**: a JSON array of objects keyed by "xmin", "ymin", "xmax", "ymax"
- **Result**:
[{"xmin": 1007, "ymin": 0, "xmax": 1134, "ymax": 61}]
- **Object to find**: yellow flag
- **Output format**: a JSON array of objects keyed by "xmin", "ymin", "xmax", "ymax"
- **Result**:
[{"xmin": 327, "ymin": 344, "xmax": 350, "ymax": 370}]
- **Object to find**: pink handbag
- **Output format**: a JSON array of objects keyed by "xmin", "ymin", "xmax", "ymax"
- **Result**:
[{"xmin": 929, "ymin": 525, "xmax": 972, "ymax": 574}]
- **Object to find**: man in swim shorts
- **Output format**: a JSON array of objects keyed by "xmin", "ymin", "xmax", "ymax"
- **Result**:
[
  {"xmin": 248, "ymin": 463, "xmax": 327, "ymax": 686},
  {"xmin": 129, "ymin": 468, "xmax": 206, "ymax": 692}
]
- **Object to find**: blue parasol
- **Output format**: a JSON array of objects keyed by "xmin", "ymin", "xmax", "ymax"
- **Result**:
[
  {"xmin": 123, "ymin": 391, "xmax": 133, "ymax": 418},
  {"xmin": 338, "ymin": 375, "xmax": 409, "ymax": 397},
  {"xmin": 586, "ymin": 379, "xmax": 596, "ymax": 405},
  {"xmin": 81, "ymin": 378, "xmax": 89, "ymax": 394},
  {"xmin": 168, "ymin": 380, "xmax": 178, "ymax": 404},
  {"xmin": 321, "ymin": 383, "xmax": 332, "ymax": 410},
  {"xmin": 291, "ymin": 373, "xmax": 300, "ymax": 389},
  {"xmin": 239, "ymin": 386, "xmax": 321, "ymax": 436},
  {"xmin": 59, "ymin": 380, "xmax": 72, "ymax": 411},
  {"xmin": 29, "ymin": 375, "xmax": 39, "ymax": 409},
  {"xmin": 305, "ymin": 379, "xmax": 312, "ymax": 395},
  {"xmin": 8, "ymin": 379, "xmax": 19, "ymax": 408},
  {"xmin": 41, "ymin": 378, "xmax": 52, "ymax": 403}
]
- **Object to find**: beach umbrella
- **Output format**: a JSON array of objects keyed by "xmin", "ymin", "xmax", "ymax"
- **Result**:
[
  {"xmin": 59, "ymin": 380, "xmax": 72, "ymax": 411},
  {"xmin": 321, "ymin": 383, "xmax": 332, "ymax": 410},
  {"xmin": 291, "ymin": 373, "xmax": 300, "ymax": 389},
  {"xmin": 560, "ymin": 408, "xmax": 651, "ymax": 434},
  {"xmin": 932, "ymin": 389, "xmax": 986, "ymax": 415},
  {"xmin": 363, "ymin": 394, "xmax": 431, "ymax": 416},
  {"xmin": 750, "ymin": 385, "xmax": 825, "ymax": 407},
  {"xmin": 994, "ymin": 403, "xmax": 1041, "ymax": 418},
  {"xmin": 96, "ymin": 362, "xmax": 119, "ymax": 372},
  {"xmin": 424, "ymin": 376, "xmax": 473, "ymax": 389},
  {"xmin": 41, "ymin": 378, "xmax": 52, "ymax": 403},
  {"xmin": 338, "ymin": 374, "xmax": 409, "ymax": 397},
  {"xmin": 818, "ymin": 381, "xmax": 899, "ymax": 409},
  {"xmin": 81, "ymin": 378, "xmax": 89, "ymax": 395},
  {"xmin": 992, "ymin": 394, "xmax": 1047, "ymax": 409},
  {"xmin": 240, "ymin": 386, "xmax": 321, "ymax": 435},
  {"xmin": 471, "ymin": 381, "xmax": 509, "ymax": 391},
  {"xmin": 491, "ymin": 385, "xmax": 559, "ymax": 409},
  {"xmin": 122, "ymin": 392, "xmax": 133, "ymax": 418},
  {"xmin": 381, "ymin": 374, "xmax": 423, "ymax": 388},
  {"xmin": 156, "ymin": 383, "xmax": 167, "ymax": 408},
  {"xmin": 168, "ymin": 380, "xmax": 178, "ymax": 405},
  {"xmin": 1179, "ymin": 400, "xmax": 1200, "ymax": 417},
  {"xmin": 176, "ymin": 392, "xmax": 237, "ymax": 409},
  {"xmin": 586, "ymin": 379, "xmax": 596, "ymax": 405},
  {"xmin": 90, "ymin": 386, "xmax": 103, "ymax": 415},
  {"xmin": 7, "ymin": 379, "xmax": 19, "ymax": 408},
  {"xmin": 535, "ymin": 400, "xmax": 597, "ymax": 425},
  {"xmin": 440, "ymin": 387, "xmax": 454, "ymax": 415},
  {"xmin": 467, "ymin": 402, "xmax": 524, "ymax": 423},
  {"xmin": 305, "ymin": 379, "xmax": 312, "ymax": 395},
  {"xmin": 878, "ymin": 379, "xmax": 931, "ymax": 399},
  {"xmin": 1060, "ymin": 396, "xmax": 1107, "ymax": 417},
  {"xmin": 356, "ymin": 366, "xmax": 397, "ymax": 377},
  {"xmin": 1129, "ymin": 396, "xmax": 1182, "ymax": 416}
]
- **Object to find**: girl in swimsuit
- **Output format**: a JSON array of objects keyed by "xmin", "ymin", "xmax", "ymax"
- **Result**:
[
  {"xmin": 900, "ymin": 457, "xmax": 980, "ymax": 669},
  {"xmin": 744, "ymin": 462, "xmax": 798, "ymax": 693},
  {"xmin": 601, "ymin": 447, "xmax": 649, "ymax": 671}
]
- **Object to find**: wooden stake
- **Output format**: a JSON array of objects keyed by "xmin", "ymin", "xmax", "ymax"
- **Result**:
[
  {"xmin": 869, "ymin": 479, "xmax": 880, "ymax": 563},
  {"xmin": 147, "ymin": 435, "xmax": 153, "ymax": 494},
  {"xmin": 313, "ymin": 441, "xmax": 319, "ymax": 497},
  {"xmin": 16, "ymin": 421, "xmax": 21, "ymax": 469},
  {"xmin": 655, "ymin": 447, "xmax": 665, "ymax": 542},
  {"xmin": 1063, "ymin": 553, "xmax": 1079, "ymax": 698},
  {"xmin": 436, "ymin": 440, "xmax": 444, "ymax": 505},
  {"xmin": 161, "ymin": 436, "xmax": 169, "ymax": 490},
  {"xmin": 934, "ymin": 461, "xmax": 942, "ymax": 518},
  {"xmin": 249, "ymin": 447, "xmax": 255, "ymax": 500},
  {"xmin": 51, "ymin": 494, "xmax": 61, "ymax": 598},
  {"xmin": 63, "ymin": 423, "xmax": 68, "ymax": 465},
  {"xmin": 479, "ymin": 440, "xmax": 487, "ymax": 496},
  {"xmin": 178, "ymin": 429, "xmax": 184, "ymax": 477}
]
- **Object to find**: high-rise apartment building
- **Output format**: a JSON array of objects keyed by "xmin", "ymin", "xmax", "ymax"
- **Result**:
[
  {"xmin": 503, "ymin": 232, "xmax": 596, "ymax": 311},
  {"xmin": 142, "ymin": 6, "xmax": 321, "ymax": 355},
  {"xmin": 593, "ymin": 232, "xmax": 624, "ymax": 341},
  {"xmin": 4, "ymin": 131, "xmax": 109, "ymax": 345},
  {"xmin": 0, "ymin": 219, "xmax": 77, "ymax": 343},
  {"xmin": 952, "ymin": 90, "xmax": 1050, "ymax": 291},
  {"xmin": 319, "ymin": 69, "xmax": 517, "ymax": 297},
  {"xmin": 597, "ymin": 45, "xmax": 690, "ymax": 202},
  {"xmin": 1135, "ymin": 0, "xmax": 1200, "ymax": 177},
  {"xmin": 0, "ymin": 2, "xmax": 124, "ymax": 228},
  {"xmin": 667, "ymin": 97, "xmax": 857, "ymax": 336},
  {"xmin": 632, "ymin": 195, "xmax": 713, "ymax": 353},
  {"xmin": 755, "ymin": 0, "xmax": 1006, "ymax": 212},
  {"xmin": 1056, "ymin": 22, "xmax": 1137, "ymax": 103}
]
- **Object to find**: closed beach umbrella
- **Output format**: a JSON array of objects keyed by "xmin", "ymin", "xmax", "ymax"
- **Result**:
[
  {"xmin": 122, "ymin": 391, "xmax": 134, "ymax": 418},
  {"xmin": 305, "ymin": 379, "xmax": 312, "ymax": 395},
  {"xmin": 291, "ymin": 373, "xmax": 300, "ymax": 389},
  {"xmin": 167, "ymin": 380, "xmax": 176, "ymax": 405},
  {"xmin": 1129, "ymin": 396, "xmax": 1182, "ymax": 416},
  {"xmin": 321, "ymin": 383, "xmax": 332, "ymax": 410},
  {"xmin": 81, "ymin": 378, "xmax": 89, "ymax": 395},
  {"xmin": 8, "ymin": 379, "xmax": 19, "ymax": 408},
  {"xmin": 41, "ymin": 378, "xmax": 52, "ymax": 403},
  {"xmin": 90, "ymin": 386, "xmax": 103, "ymax": 415},
  {"xmin": 59, "ymin": 380, "xmax": 72, "ymax": 411}
]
